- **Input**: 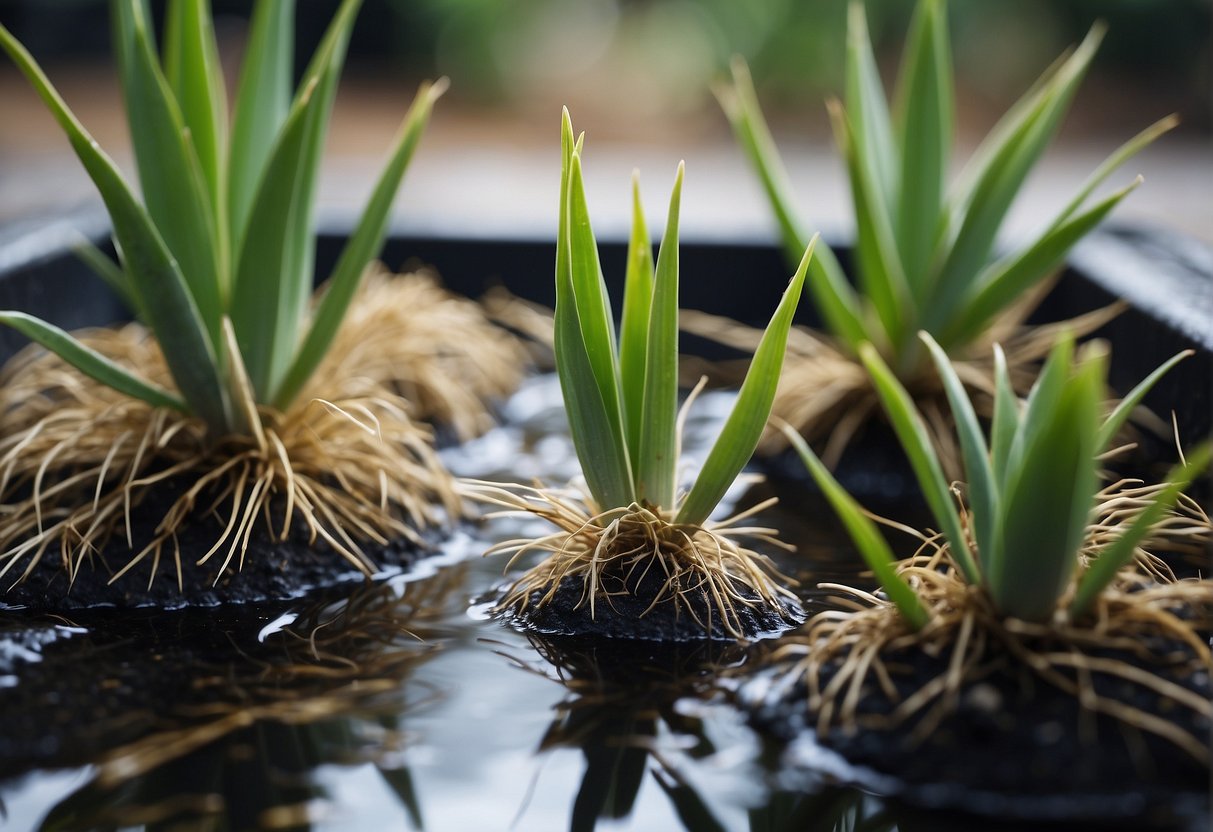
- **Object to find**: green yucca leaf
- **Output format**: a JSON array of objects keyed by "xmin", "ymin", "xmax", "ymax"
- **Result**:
[
  {"xmin": 0, "ymin": 20, "xmax": 230, "ymax": 432},
  {"xmin": 636, "ymin": 164, "xmax": 684, "ymax": 508},
  {"xmin": 677, "ymin": 238, "xmax": 815, "ymax": 526},
  {"xmin": 113, "ymin": 0, "xmax": 223, "ymax": 347},
  {"xmin": 782, "ymin": 424, "xmax": 929, "ymax": 630},
  {"xmin": 989, "ymin": 344, "xmax": 1018, "ymax": 484},
  {"xmin": 555, "ymin": 114, "xmax": 633, "ymax": 509},
  {"xmin": 1006, "ymin": 332, "xmax": 1074, "ymax": 480},
  {"xmin": 1069, "ymin": 443, "xmax": 1211, "ymax": 619},
  {"xmin": 164, "ymin": 0, "xmax": 228, "ymax": 229},
  {"xmin": 231, "ymin": 0, "xmax": 358, "ymax": 400},
  {"xmin": 273, "ymin": 79, "xmax": 446, "ymax": 410},
  {"xmin": 859, "ymin": 342, "xmax": 979, "ymax": 583},
  {"xmin": 828, "ymin": 100, "xmax": 910, "ymax": 351},
  {"xmin": 990, "ymin": 346, "xmax": 1101, "ymax": 621},
  {"xmin": 1096, "ymin": 349, "xmax": 1192, "ymax": 452},
  {"xmin": 844, "ymin": 2, "xmax": 898, "ymax": 209},
  {"xmin": 1048, "ymin": 115, "xmax": 1177, "ymax": 233},
  {"xmin": 921, "ymin": 333, "xmax": 997, "ymax": 571},
  {"xmin": 940, "ymin": 179, "xmax": 1139, "ymax": 349},
  {"xmin": 720, "ymin": 58, "xmax": 867, "ymax": 353},
  {"xmin": 893, "ymin": 0, "xmax": 952, "ymax": 291},
  {"xmin": 927, "ymin": 25, "xmax": 1104, "ymax": 330},
  {"xmin": 619, "ymin": 172, "xmax": 655, "ymax": 468},
  {"xmin": 0, "ymin": 312, "xmax": 185, "ymax": 412},
  {"xmin": 718, "ymin": 57, "xmax": 810, "ymax": 266},
  {"xmin": 567, "ymin": 159, "xmax": 627, "ymax": 441},
  {"xmin": 228, "ymin": 0, "xmax": 293, "ymax": 245}
]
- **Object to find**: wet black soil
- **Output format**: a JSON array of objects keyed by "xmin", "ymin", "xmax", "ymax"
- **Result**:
[
  {"xmin": 0, "ymin": 478, "xmax": 442, "ymax": 613},
  {"xmin": 502, "ymin": 564, "xmax": 805, "ymax": 643},
  {"xmin": 747, "ymin": 634, "xmax": 1212, "ymax": 829}
]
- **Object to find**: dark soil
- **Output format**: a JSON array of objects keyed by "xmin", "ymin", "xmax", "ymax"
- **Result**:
[
  {"xmin": 0, "ymin": 476, "xmax": 445, "ymax": 613},
  {"xmin": 746, "ymin": 635, "xmax": 1212, "ymax": 830},
  {"xmin": 500, "ymin": 560, "xmax": 805, "ymax": 642}
]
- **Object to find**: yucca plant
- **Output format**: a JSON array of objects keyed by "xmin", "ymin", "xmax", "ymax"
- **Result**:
[
  {"xmin": 0, "ymin": 1, "xmax": 457, "ymax": 587},
  {"xmin": 783, "ymin": 334, "xmax": 1211, "ymax": 757},
  {"xmin": 464, "ymin": 110, "xmax": 815, "ymax": 639},
  {"xmin": 709, "ymin": 0, "xmax": 1176, "ymax": 466}
]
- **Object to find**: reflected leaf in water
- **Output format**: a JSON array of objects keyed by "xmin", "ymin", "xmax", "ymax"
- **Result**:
[
  {"xmin": 749, "ymin": 788, "xmax": 895, "ymax": 832},
  {"xmin": 516, "ymin": 634, "xmax": 748, "ymax": 832},
  {"xmin": 26, "ymin": 569, "xmax": 463, "ymax": 830}
]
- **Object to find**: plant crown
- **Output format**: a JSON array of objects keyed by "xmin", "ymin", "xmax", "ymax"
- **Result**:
[
  {"xmin": 787, "ymin": 335, "xmax": 1208, "ymax": 627},
  {"xmin": 555, "ymin": 109, "xmax": 815, "ymax": 526},
  {"xmin": 0, "ymin": 0, "xmax": 443, "ymax": 435}
]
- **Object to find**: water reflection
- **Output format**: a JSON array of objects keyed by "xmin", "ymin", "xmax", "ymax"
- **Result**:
[{"xmin": 0, "ymin": 570, "xmax": 461, "ymax": 830}]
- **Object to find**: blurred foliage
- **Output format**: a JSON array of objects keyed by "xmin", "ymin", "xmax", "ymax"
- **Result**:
[{"xmin": 1, "ymin": 0, "xmax": 1208, "ymax": 130}]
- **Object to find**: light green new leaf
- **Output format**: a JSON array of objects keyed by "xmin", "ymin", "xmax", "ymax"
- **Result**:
[
  {"xmin": 844, "ymin": 2, "xmax": 898, "ymax": 209},
  {"xmin": 1070, "ymin": 443, "xmax": 1211, "ymax": 619},
  {"xmin": 231, "ymin": 0, "xmax": 358, "ymax": 400},
  {"xmin": 989, "ymin": 344, "xmax": 1019, "ymax": 483},
  {"xmin": 0, "ymin": 22, "xmax": 230, "ymax": 432},
  {"xmin": 619, "ymin": 172, "xmax": 654, "ymax": 468},
  {"xmin": 555, "ymin": 114, "xmax": 633, "ymax": 509},
  {"xmin": 859, "ymin": 342, "xmax": 979, "ymax": 583},
  {"xmin": 274, "ymin": 79, "xmax": 446, "ymax": 410},
  {"xmin": 1096, "ymin": 349, "xmax": 1192, "ymax": 452},
  {"xmin": 894, "ymin": 0, "xmax": 952, "ymax": 292},
  {"xmin": 228, "ymin": 0, "xmax": 294, "ymax": 244},
  {"xmin": 0, "ymin": 312, "xmax": 185, "ymax": 412},
  {"xmin": 1004, "ymin": 332, "xmax": 1074, "ymax": 481},
  {"xmin": 636, "ymin": 163, "xmax": 684, "ymax": 509},
  {"xmin": 163, "ymin": 0, "xmax": 228, "ymax": 229},
  {"xmin": 566, "ymin": 153, "xmax": 628, "ymax": 451},
  {"xmin": 783, "ymin": 425, "xmax": 929, "ymax": 630},
  {"xmin": 921, "ymin": 333, "xmax": 997, "ymax": 572},
  {"xmin": 676, "ymin": 238, "xmax": 815, "ymax": 526},
  {"xmin": 991, "ymin": 351, "xmax": 1101, "ymax": 621},
  {"xmin": 113, "ymin": 0, "xmax": 222, "ymax": 345}
]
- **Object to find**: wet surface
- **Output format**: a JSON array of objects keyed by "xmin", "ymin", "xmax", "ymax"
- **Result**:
[{"xmin": 0, "ymin": 375, "xmax": 1206, "ymax": 831}]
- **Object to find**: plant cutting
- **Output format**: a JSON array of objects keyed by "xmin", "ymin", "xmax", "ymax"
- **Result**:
[
  {"xmin": 779, "ymin": 331, "xmax": 1211, "ymax": 760},
  {"xmin": 0, "ymin": 0, "xmax": 507, "ymax": 596},
  {"xmin": 463, "ymin": 110, "xmax": 814, "ymax": 641},
  {"xmin": 705, "ymin": 0, "xmax": 1176, "ymax": 469}
]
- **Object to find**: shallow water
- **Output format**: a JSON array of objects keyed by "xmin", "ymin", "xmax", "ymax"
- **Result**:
[{"xmin": 0, "ymin": 375, "xmax": 1196, "ymax": 831}]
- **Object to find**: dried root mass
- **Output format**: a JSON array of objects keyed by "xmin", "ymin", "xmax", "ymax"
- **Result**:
[
  {"xmin": 770, "ymin": 481, "xmax": 1213, "ymax": 760},
  {"xmin": 0, "ymin": 282, "xmax": 492, "ymax": 589},
  {"xmin": 463, "ymin": 480, "xmax": 799, "ymax": 640}
]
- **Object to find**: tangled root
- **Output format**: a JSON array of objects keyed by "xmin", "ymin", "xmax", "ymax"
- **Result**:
[
  {"xmin": 770, "ymin": 480, "xmax": 1213, "ymax": 761},
  {"xmin": 461, "ymin": 481, "xmax": 798, "ymax": 640},
  {"xmin": 680, "ymin": 299, "xmax": 1125, "ymax": 475},
  {"xmin": 320, "ymin": 267, "xmax": 531, "ymax": 441},
  {"xmin": 0, "ymin": 314, "xmax": 459, "ymax": 590}
]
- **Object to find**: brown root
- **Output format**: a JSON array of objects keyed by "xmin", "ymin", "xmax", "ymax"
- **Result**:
[
  {"xmin": 320, "ymin": 267, "xmax": 530, "ymax": 442},
  {"xmin": 770, "ymin": 482, "xmax": 1213, "ymax": 761},
  {"xmin": 680, "ymin": 301, "xmax": 1125, "ymax": 475},
  {"xmin": 0, "ymin": 309, "xmax": 460, "ymax": 590},
  {"xmin": 461, "ymin": 480, "xmax": 798, "ymax": 640}
]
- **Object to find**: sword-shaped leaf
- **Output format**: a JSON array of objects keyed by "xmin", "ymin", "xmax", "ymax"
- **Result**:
[
  {"xmin": 783, "ymin": 424, "xmax": 930, "ymax": 630},
  {"xmin": 274, "ymin": 79, "xmax": 445, "ymax": 409},
  {"xmin": 636, "ymin": 163, "xmax": 684, "ymax": 508},
  {"xmin": 619, "ymin": 172, "xmax": 654, "ymax": 468},
  {"xmin": 231, "ymin": 0, "xmax": 359, "ymax": 400},
  {"xmin": 228, "ymin": 0, "xmax": 294, "ymax": 244},
  {"xmin": 676, "ymin": 238, "xmax": 815, "ymax": 526}
]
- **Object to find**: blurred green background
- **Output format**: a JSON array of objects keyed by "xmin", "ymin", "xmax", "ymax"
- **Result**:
[{"xmin": 2, "ymin": 0, "xmax": 1208, "ymax": 133}]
